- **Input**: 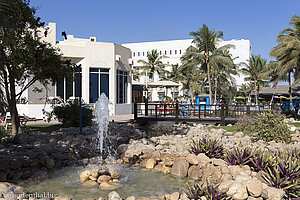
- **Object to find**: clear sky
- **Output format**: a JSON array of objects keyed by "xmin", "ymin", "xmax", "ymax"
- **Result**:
[{"xmin": 31, "ymin": 0, "xmax": 299, "ymax": 61}]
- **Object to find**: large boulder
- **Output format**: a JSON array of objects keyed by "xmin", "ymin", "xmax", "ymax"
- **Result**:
[
  {"xmin": 188, "ymin": 165, "xmax": 202, "ymax": 180},
  {"xmin": 80, "ymin": 170, "xmax": 91, "ymax": 182},
  {"xmin": 185, "ymin": 154, "xmax": 199, "ymax": 165},
  {"xmin": 40, "ymin": 156, "xmax": 55, "ymax": 169},
  {"xmin": 261, "ymin": 187, "xmax": 285, "ymax": 200},
  {"xmin": 171, "ymin": 159, "xmax": 189, "ymax": 177},
  {"xmin": 108, "ymin": 191, "xmax": 122, "ymax": 200},
  {"xmin": 145, "ymin": 158, "xmax": 157, "ymax": 169},
  {"xmin": 227, "ymin": 182, "xmax": 248, "ymax": 200},
  {"xmin": 246, "ymin": 179, "xmax": 263, "ymax": 197}
]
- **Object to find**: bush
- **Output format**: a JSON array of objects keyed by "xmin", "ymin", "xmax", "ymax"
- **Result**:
[
  {"xmin": 236, "ymin": 115, "xmax": 255, "ymax": 132},
  {"xmin": 253, "ymin": 110, "xmax": 292, "ymax": 143},
  {"xmin": 190, "ymin": 137, "xmax": 224, "ymax": 158},
  {"xmin": 224, "ymin": 147, "xmax": 253, "ymax": 165},
  {"xmin": 53, "ymin": 103, "xmax": 93, "ymax": 127}
]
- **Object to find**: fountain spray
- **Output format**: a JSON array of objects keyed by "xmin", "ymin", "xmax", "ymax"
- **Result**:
[{"xmin": 94, "ymin": 93, "xmax": 109, "ymax": 169}]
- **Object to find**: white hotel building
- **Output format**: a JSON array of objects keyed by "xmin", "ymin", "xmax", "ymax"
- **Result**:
[
  {"xmin": 16, "ymin": 22, "xmax": 251, "ymax": 118},
  {"xmin": 123, "ymin": 39, "xmax": 251, "ymax": 102},
  {"xmin": 17, "ymin": 23, "xmax": 133, "ymax": 118}
]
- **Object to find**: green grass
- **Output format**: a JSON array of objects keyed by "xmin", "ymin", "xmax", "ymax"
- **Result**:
[{"xmin": 288, "ymin": 122, "xmax": 300, "ymax": 127}]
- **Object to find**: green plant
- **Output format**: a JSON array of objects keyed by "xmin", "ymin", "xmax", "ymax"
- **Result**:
[
  {"xmin": 190, "ymin": 137, "xmax": 224, "ymax": 158},
  {"xmin": 236, "ymin": 115, "xmax": 255, "ymax": 132},
  {"xmin": 224, "ymin": 147, "xmax": 253, "ymax": 165},
  {"xmin": 53, "ymin": 103, "xmax": 93, "ymax": 127},
  {"xmin": 253, "ymin": 110, "xmax": 292, "ymax": 143}
]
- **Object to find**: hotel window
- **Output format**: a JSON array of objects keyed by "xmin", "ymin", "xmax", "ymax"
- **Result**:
[
  {"xmin": 179, "ymin": 49, "xmax": 182, "ymax": 54},
  {"xmin": 165, "ymin": 50, "xmax": 167, "ymax": 55},
  {"xmin": 143, "ymin": 52, "xmax": 145, "ymax": 56},
  {"xmin": 170, "ymin": 50, "xmax": 172, "ymax": 55},
  {"xmin": 133, "ymin": 52, "xmax": 135, "ymax": 57},
  {"xmin": 138, "ymin": 52, "xmax": 140, "ymax": 56},
  {"xmin": 117, "ymin": 70, "xmax": 128, "ymax": 104},
  {"xmin": 159, "ymin": 51, "xmax": 162, "ymax": 55},
  {"xmin": 56, "ymin": 67, "xmax": 82, "ymax": 101},
  {"xmin": 89, "ymin": 68, "xmax": 109, "ymax": 103},
  {"xmin": 175, "ymin": 50, "xmax": 177, "ymax": 54}
]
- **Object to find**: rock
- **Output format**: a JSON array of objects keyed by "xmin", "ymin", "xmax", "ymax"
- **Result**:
[
  {"xmin": 220, "ymin": 173, "xmax": 233, "ymax": 182},
  {"xmin": 171, "ymin": 159, "xmax": 189, "ymax": 177},
  {"xmin": 108, "ymin": 168, "xmax": 120, "ymax": 179},
  {"xmin": 9, "ymin": 159, "xmax": 22, "ymax": 170},
  {"xmin": 212, "ymin": 158, "xmax": 227, "ymax": 167},
  {"xmin": 247, "ymin": 197, "xmax": 263, "ymax": 200},
  {"xmin": 99, "ymin": 182, "xmax": 122, "ymax": 190},
  {"xmin": 180, "ymin": 193, "xmax": 189, "ymax": 200},
  {"xmin": 145, "ymin": 158, "xmax": 157, "ymax": 169},
  {"xmin": 188, "ymin": 165, "xmax": 202, "ymax": 180},
  {"xmin": 83, "ymin": 180, "xmax": 99, "ymax": 186},
  {"xmin": 246, "ymin": 179, "xmax": 263, "ymax": 197},
  {"xmin": 262, "ymin": 187, "xmax": 285, "ymax": 200},
  {"xmin": 234, "ymin": 174, "xmax": 252, "ymax": 184},
  {"xmin": 40, "ymin": 156, "xmax": 55, "ymax": 169},
  {"xmin": 90, "ymin": 168, "xmax": 100, "ymax": 178},
  {"xmin": 97, "ymin": 175, "xmax": 111, "ymax": 183},
  {"xmin": 210, "ymin": 166, "xmax": 222, "ymax": 183},
  {"xmin": 0, "ymin": 172, "xmax": 7, "ymax": 181},
  {"xmin": 13, "ymin": 186, "xmax": 27, "ymax": 194},
  {"xmin": 153, "ymin": 162, "xmax": 164, "ymax": 171},
  {"xmin": 0, "ymin": 182, "xmax": 11, "ymax": 193},
  {"xmin": 229, "ymin": 165, "xmax": 243, "ymax": 176},
  {"xmin": 55, "ymin": 196, "xmax": 71, "ymax": 200},
  {"xmin": 161, "ymin": 165, "xmax": 171, "ymax": 174},
  {"xmin": 108, "ymin": 191, "xmax": 121, "ymax": 200},
  {"xmin": 197, "ymin": 153, "xmax": 210, "ymax": 163},
  {"xmin": 170, "ymin": 192, "xmax": 180, "ymax": 200},
  {"xmin": 126, "ymin": 196, "xmax": 136, "ymax": 200},
  {"xmin": 0, "ymin": 161, "xmax": 9, "ymax": 171},
  {"xmin": 98, "ymin": 197, "xmax": 105, "ymax": 200},
  {"xmin": 80, "ymin": 170, "xmax": 91, "ymax": 182},
  {"xmin": 117, "ymin": 144, "xmax": 128, "ymax": 155},
  {"xmin": 235, "ymin": 132, "xmax": 244, "ymax": 138},
  {"xmin": 185, "ymin": 154, "xmax": 199, "ymax": 165},
  {"xmin": 30, "ymin": 171, "xmax": 48, "ymax": 181},
  {"xmin": 227, "ymin": 182, "xmax": 248, "ymax": 200},
  {"xmin": 140, "ymin": 159, "xmax": 148, "ymax": 168}
]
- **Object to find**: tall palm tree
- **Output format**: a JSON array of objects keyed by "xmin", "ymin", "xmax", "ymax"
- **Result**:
[
  {"xmin": 241, "ymin": 55, "xmax": 269, "ymax": 105},
  {"xmin": 182, "ymin": 25, "xmax": 231, "ymax": 104},
  {"xmin": 165, "ymin": 64, "xmax": 181, "ymax": 83},
  {"xmin": 270, "ymin": 16, "xmax": 300, "ymax": 107}
]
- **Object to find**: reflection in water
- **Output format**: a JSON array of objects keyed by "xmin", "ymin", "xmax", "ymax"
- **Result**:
[{"xmin": 24, "ymin": 164, "xmax": 191, "ymax": 199}]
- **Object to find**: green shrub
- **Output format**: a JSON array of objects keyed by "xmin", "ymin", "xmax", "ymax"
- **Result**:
[
  {"xmin": 53, "ymin": 103, "xmax": 93, "ymax": 127},
  {"xmin": 236, "ymin": 115, "xmax": 255, "ymax": 132},
  {"xmin": 253, "ymin": 110, "xmax": 292, "ymax": 143}
]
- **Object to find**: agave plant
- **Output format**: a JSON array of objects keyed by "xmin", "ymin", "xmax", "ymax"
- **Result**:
[
  {"xmin": 185, "ymin": 181, "xmax": 231, "ymax": 200},
  {"xmin": 224, "ymin": 147, "xmax": 253, "ymax": 165},
  {"xmin": 190, "ymin": 137, "xmax": 224, "ymax": 158}
]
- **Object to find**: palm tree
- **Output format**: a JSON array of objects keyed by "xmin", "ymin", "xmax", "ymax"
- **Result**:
[
  {"xmin": 270, "ymin": 16, "xmax": 300, "ymax": 108},
  {"xmin": 241, "ymin": 55, "xmax": 269, "ymax": 105},
  {"xmin": 164, "ymin": 64, "xmax": 181, "ymax": 83},
  {"xmin": 136, "ymin": 49, "xmax": 166, "ymax": 99},
  {"xmin": 182, "ymin": 25, "xmax": 232, "ymax": 104}
]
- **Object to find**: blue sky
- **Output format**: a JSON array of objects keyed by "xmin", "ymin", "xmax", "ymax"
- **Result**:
[{"xmin": 31, "ymin": 0, "xmax": 299, "ymax": 61}]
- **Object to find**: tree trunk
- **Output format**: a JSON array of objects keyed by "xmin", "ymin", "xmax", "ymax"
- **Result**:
[
  {"xmin": 254, "ymin": 80, "xmax": 258, "ymax": 105},
  {"xmin": 214, "ymin": 76, "xmax": 218, "ymax": 104},
  {"xmin": 207, "ymin": 60, "xmax": 212, "ymax": 105},
  {"xmin": 8, "ymin": 74, "xmax": 20, "ymax": 135},
  {"xmin": 289, "ymin": 72, "xmax": 293, "ymax": 109}
]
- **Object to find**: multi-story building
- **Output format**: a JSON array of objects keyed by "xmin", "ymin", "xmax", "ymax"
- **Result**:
[
  {"xmin": 17, "ymin": 23, "xmax": 133, "ymax": 118},
  {"xmin": 123, "ymin": 38, "xmax": 251, "ymax": 102}
]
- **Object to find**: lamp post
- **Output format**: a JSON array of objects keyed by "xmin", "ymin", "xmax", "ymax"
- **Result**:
[{"xmin": 77, "ymin": 64, "xmax": 83, "ymax": 135}]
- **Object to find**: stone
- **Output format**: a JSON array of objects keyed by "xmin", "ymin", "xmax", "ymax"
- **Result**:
[
  {"xmin": 97, "ymin": 175, "xmax": 111, "ymax": 183},
  {"xmin": 98, "ymin": 197, "xmax": 105, "ymax": 200},
  {"xmin": 9, "ymin": 159, "xmax": 22, "ymax": 170},
  {"xmin": 262, "ymin": 187, "xmax": 285, "ymax": 200},
  {"xmin": 188, "ymin": 165, "xmax": 202, "ymax": 180},
  {"xmin": 13, "ymin": 186, "xmax": 27, "ymax": 194},
  {"xmin": 80, "ymin": 170, "xmax": 91, "ymax": 182},
  {"xmin": 246, "ymin": 179, "xmax": 263, "ymax": 197},
  {"xmin": 210, "ymin": 166, "xmax": 222, "ymax": 183},
  {"xmin": 108, "ymin": 191, "xmax": 121, "ymax": 200},
  {"xmin": 197, "ymin": 153, "xmax": 210, "ymax": 163},
  {"xmin": 170, "ymin": 192, "xmax": 180, "ymax": 200},
  {"xmin": 40, "ymin": 156, "xmax": 55, "ymax": 169},
  {"xmin": 126, "ymin": 196, "xmax": 136, "ymax": 200},
  {"xmin": 229, "ymin": 165, "xmax": 243, "ymax": 176},
  {"xmin": 90, "ymin": 168, "xmax": 100, "ymax": 178},
  {"xmin": 145, "ymin": 158, "xmax": 157, "ymax": 169},
  {"xmin": 100, "ymin": 182, "xmax": 122, "ymax": 190},
  {"xmin": 161, "ymin": 165, "xmax": 171, "ymax": 174},
  {"xmin": 227, "ymin": 182, "xmax": 248, "ymax": 200},
  {"xmin": 140, "ymin": 159, "xmax": 148, "ymax": 168},
  {"xmin": 153, "ymin": 162, "xmax": 164, "ymax": 171},
  {"xmin": 83, "ymin": 180, "xmax": 99, "ymax": 186},
  {"xmin": 247, "ymin": 197, "xmax": 263, "ymax": 200},
  {"xmin": 0, "ymin": 161, "xmax": 9, "ymax": 171},
  {"xmin": 180, "ymin": 193, "xmax": 189, "ymax": 200},
  {"xmin": 108, "ymin": 168, "xmax": 120, "ymax": 179},
  {"xmin": 185, "ymin": 154, "xmax": 199, "ymax": 165},
  {"xmin": 117, "ymin": 144, "xmax": 128, "ymax": 155},
  {"xmin": 30, "ymin": 171, "xmax": 48, "ymax": 181},
  {"xmin": 220, "ymin": 173, "xmax": 233, "ymax": 182},
  {"xmin": 171, "ymin": 159, "xmax": 189, "ymax": 177},
  {"xmin": 55, "ymin": 196, "xmax": 71, "ymax": 200},
  {"xmin": 235, "ymin": 132, "xmax": 244, "ymax": 138},
  {"xmin": 234, "ymin": 174, "xmax": 252, "ymax": 184},
  {"xmin": 0, "ymin": 182, "xmax": 11, "ymax": 193},
  {"xmin": 212, "ymin": 158, "xmax": 227, "ymax": 167}
]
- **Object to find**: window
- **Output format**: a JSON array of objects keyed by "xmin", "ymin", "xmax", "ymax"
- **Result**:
[
  {"xmin": 165, "ymin": 50, "xmax": 167, "ymax": 55},
  {"xmin": 179, "ymin": 49, "xmax": 182, "ymax": 54},
  {"xmin": 89, "ymin": 68, "xmax": 109, "ymax": 103},
  {"xmin": 175, "ymin": 50, "xmax": 177, "ymax": 54},
  {"xmin": 56, "ymin": 67, "xmax": 82, "ymax": 101},
  {"xmin": 159, "ymin": 51, "xmax": 162, "ymax": 55},
  {"xmin": 138, "ymin": 52, "xmax": 140, "ymax": 56},
  {"xmin": 170, "ymin": 50, "xmax": 172, "ymax": 55},
  {"xmin": 143, "ymin": 52, "xmax": 144, "ymax": 56},
  {"xmin": 133, "ymin": 52, "xmax": 135, "ymax": 57},
  {"xmin": 117, "ymin": 70, "xmax": 128, "ymax": 104}
]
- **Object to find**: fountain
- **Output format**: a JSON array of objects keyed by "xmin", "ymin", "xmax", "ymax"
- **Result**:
[{"xmin": 94, "ymin": 93, "xmax": 109, "ymax": 169}]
